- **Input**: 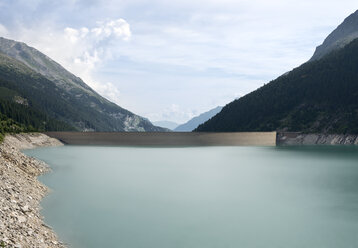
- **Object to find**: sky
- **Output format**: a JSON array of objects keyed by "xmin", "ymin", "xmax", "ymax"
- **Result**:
[{"xmin": 0, "ymin": 0, "xmax": 357, "ymax": 124}]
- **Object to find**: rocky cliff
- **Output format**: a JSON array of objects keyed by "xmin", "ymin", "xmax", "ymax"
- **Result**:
[{"xmin": 277, "ymin": 132, "xmax": 358, "ymax": 145}]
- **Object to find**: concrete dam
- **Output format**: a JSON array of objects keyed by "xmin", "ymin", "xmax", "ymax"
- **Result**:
[{"xmin": 45, "ymin": 132, "xmax": 278, "ymax": 146}]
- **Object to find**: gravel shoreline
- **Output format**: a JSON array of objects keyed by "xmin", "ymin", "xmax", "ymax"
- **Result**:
[{"xmin": 0, "ymin": 133, "xmax": 65, "ymax": 248}]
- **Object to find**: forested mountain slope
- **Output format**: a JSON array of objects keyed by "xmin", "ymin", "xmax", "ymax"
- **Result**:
[{"xmin": 196, "ymin": 39, "xmax": 358, "ymax": 133}]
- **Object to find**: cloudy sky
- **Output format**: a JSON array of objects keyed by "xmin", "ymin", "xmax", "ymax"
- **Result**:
[{"xmin": 0, "ymin": 1, "xmax": 357, "ymax": 123}]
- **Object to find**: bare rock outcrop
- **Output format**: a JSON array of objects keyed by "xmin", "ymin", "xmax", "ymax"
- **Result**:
[{"xmin": 278, "ymin": 132, "xmax": 358, "ymax": 145}]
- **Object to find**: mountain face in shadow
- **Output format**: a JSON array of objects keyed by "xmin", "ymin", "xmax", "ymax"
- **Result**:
[{"xmin": 0, "ymin": 37, "xmax": 166, "ymax": 132}]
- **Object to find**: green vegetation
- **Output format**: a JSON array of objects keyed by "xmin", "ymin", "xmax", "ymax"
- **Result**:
[
  {"xmin": 0, "ymin": 101, "xmax": 73, "ymax": 143},
  {"xmin": 0, "ymin": 99, "xmax": 75, "ymax": 131},
  {"xmin": 196, "ymin": 38, "xmax": 358, "ymax": 134},
  {"xmin": 0, "ymin": 101, "xmax": 70, "ymax": 143},
  {"xmin": 0, "ymin": 106, "xmax": 33, "ymax": 143},
  {"xmin": 0, "ymin": 86, "xmax": 17, "ymax": 100},
  {"xmin": 0, "ymin": 113, "xmax": 28, "ymax": 133}
]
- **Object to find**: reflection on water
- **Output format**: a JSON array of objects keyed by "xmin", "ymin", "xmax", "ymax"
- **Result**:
[{"xmin": 25, "ymin": 146, "xmax": 358, "ymax": 248}]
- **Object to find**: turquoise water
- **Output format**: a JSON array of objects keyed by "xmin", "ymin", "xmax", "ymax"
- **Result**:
[{"xmin": 25, "ymin": 146, "xmax": 358, "ymax": 248}]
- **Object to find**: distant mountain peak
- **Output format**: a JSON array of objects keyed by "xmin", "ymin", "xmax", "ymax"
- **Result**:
[
  {"xmin": 153, "ymin": 121, "xmax": 179, "ymax": 130},
  {"xmin": 175, "ymin": 106, "xmax": 223, "ymax": 132},
  {"xmin": 310, "ymin": 9, "xmax": 358, "ymax": 61}
]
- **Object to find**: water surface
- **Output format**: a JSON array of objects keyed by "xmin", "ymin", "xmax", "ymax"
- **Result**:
[{"xmin": 25, "ymin": 146, "xmax": 358, "ymax": 248}]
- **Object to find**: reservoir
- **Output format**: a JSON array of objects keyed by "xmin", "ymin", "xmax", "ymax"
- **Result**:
[{"xmin": 25, "ymin": 146, "xmax": 358, "ymax": 248}]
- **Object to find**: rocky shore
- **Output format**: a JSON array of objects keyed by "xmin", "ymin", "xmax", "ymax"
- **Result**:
[
  {"xmin": 277, "ymin": 132, "xmax": 358, "ymax": 145},
  {"xmin": 0, "ymin": 133, "xmax": 65, "ymax": 248}
]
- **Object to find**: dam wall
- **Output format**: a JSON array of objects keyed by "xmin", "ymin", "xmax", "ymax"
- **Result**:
[{"xmin": 44, "ymin": 132, "xmax": 277, "ymax": 146}]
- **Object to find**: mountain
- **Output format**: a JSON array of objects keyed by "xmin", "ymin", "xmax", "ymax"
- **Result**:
[
  {"xmin": 0, "ymin": 37, "xmax": 165, "ymax": 132},
  {"xmin": 196, "ymin": 12, "xmax": 358, "ymax": 134},
  {"xmin": 153, "ymin": 121, "xmax": 179, "ymax": 130},
  {"xmin": 311, "ymin": 10, "xmax": 358, "ymax": 61},
  {"xmin": 175, "ymin": 106, "xmax": 223, "ymax": 132}
]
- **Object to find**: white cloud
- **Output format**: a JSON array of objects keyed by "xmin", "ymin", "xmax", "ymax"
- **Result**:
[
  {"xmin": 64, "ymin": 19, "xmax": 131, "ymax": 44},
  {"xmin": 60, "ymin": 19, "xmax": 131, "ymax": 104},
  {"xmin": 64, "ymin": 27, "xmax": 82, "ymax": 43},
  {"xmin": 91, "ymin": 19, "xmax": 131, "ymax": 40},
  {"xmin": 92, "ymin": 81, "xmax": 121, "ymax": 104},
  {"xmin": 0, "ymin": 24, "xmax": 8, "ymax": 37},
  {"xmin": 61, "ymin": 19, "xmax": 131, "ymax": 69},
  {"xmin": 146, "ymin": 104, "xmax": 198, "ymax": 123}
]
